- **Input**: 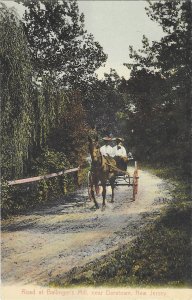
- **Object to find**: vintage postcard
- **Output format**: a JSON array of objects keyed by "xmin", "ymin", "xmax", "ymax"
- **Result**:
[{"xmin": 1, "ymin": 0, "xmax": 191, "ymax": 299}]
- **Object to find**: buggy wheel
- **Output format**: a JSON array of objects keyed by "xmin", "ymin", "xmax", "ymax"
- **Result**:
[{"xmin": 124, "ymin": 174, "xmax": 130, "ymax": 184}]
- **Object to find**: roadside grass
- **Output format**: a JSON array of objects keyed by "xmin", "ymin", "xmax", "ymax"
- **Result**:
[{"xmin": 50, "ymin": 166, "xmax": 192, "ymax": 287}]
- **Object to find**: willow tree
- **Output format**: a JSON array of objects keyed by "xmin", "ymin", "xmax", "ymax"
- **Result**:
[
  {"xmin": 0, "ymin": 3, "xmax": 35, "ymax": 180},
  {"xmin": 0, "ymin": 4, "xmax": 68, "ymax": 180}
]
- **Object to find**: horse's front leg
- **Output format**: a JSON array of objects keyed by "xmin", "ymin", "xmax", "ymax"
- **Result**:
[
  {"xmin": 91, "ymin": 184, "xmax": 99, "ymax": 209},
  {"xmin": 90, "ymin": 175, "xmax": 99, "ymax": 209},
  {"xmin": 101, "ymin": 183, "xmax": 106, "ymax": 209},
  {"xmin": 110, "ymin": 178, "xmax": 115, "ymax": 203}
]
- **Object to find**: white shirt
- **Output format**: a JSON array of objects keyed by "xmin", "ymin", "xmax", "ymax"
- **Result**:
[
  {"xmin": 100, "ymin": 145, "xmax": 113, "ymax": 157},
  {"xmin": 113, "ymin": 145, "xmax": 127, "ymax": 157}
]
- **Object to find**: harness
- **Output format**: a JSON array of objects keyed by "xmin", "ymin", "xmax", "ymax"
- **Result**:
[{"xmin": 90, "ymin": 143, "xmax": 129, "ymax": 177}]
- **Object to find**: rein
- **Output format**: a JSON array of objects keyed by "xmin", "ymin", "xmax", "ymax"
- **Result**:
[{"xmin": 105, "ymin": 161, "xmax": 130, "ymax": 176}]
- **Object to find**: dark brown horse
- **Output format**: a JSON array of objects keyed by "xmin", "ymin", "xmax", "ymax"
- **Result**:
[{"xmin": 88, "ymin": 136, "xmax": 117, "ymax": 209}]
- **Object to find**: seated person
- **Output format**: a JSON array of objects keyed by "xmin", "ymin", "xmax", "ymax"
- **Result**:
[
  {"xmin": 113, "ymin": 138, "xmax": 128, "ymax": 172},
  {"xmin": 100, "ymin": 136, "xmax": 113, "ymax": 157}
]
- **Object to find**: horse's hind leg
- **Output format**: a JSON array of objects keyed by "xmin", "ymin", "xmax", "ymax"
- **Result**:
[
  {"xmin": 110, "ymin": 179, "xmax": 115, "ymax": 203},
  {"xmin": 101, "ymin": 184, "xmax": 106, "ymax": 209},
  {"xmin": 111, "ymin": 185, "xmax": 115, "ymax": 203}
]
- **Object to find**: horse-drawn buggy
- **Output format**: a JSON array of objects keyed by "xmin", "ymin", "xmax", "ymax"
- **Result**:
[{"xmin": 87, "ymin": 136, "xmax": 139, "ymax": 209}]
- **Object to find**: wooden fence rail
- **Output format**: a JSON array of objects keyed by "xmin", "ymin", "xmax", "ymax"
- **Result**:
[{"xmin": 7, "ymin": 167, "xmax": 80, "ymax": 186}]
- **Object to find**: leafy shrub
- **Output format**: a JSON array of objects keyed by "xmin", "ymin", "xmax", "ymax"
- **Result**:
[{"xmin": 1, "ymin": 149, "xmax": 76, "ymax": 218}]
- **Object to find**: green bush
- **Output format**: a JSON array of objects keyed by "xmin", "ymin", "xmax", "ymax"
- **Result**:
[{"xmin": 1, "ymin": 149, "xmax": 76, "ymax": 218}]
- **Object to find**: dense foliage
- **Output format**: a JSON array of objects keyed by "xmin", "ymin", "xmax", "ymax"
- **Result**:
[
  {"xmin": 17, "ymin": 0, "xmax": 107, "ymax": 88},
  {"xmin": 118, "ymin": 0, "xmax": 192, "ymax": 178},
  {"xmin": 83, "ymin": 69, "xmax": 124, "ymax": 135}
]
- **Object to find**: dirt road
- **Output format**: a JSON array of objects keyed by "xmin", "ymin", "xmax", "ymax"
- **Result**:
[{"xmin": 1, "ymin": 168, "xmax": 172, "ymax": 286}]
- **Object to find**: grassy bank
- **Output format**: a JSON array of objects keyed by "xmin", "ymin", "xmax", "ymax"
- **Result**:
[{"xmin": 50, "ymin": 165, "xmax": 192, "ymax": 287}]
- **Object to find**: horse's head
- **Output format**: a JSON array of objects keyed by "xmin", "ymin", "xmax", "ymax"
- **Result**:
[{"xmin": 88, "ymin": 136, "xmax": 101, "ymax": 164}]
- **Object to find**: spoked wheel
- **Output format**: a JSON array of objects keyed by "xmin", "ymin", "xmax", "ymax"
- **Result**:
[
  {"xmin": 133, "ymin": 162, "xmax": 139, "ymax": 201},
  {"xmin": 124, "ymin": 173, "xmax": 130, "ymax": 184}
]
